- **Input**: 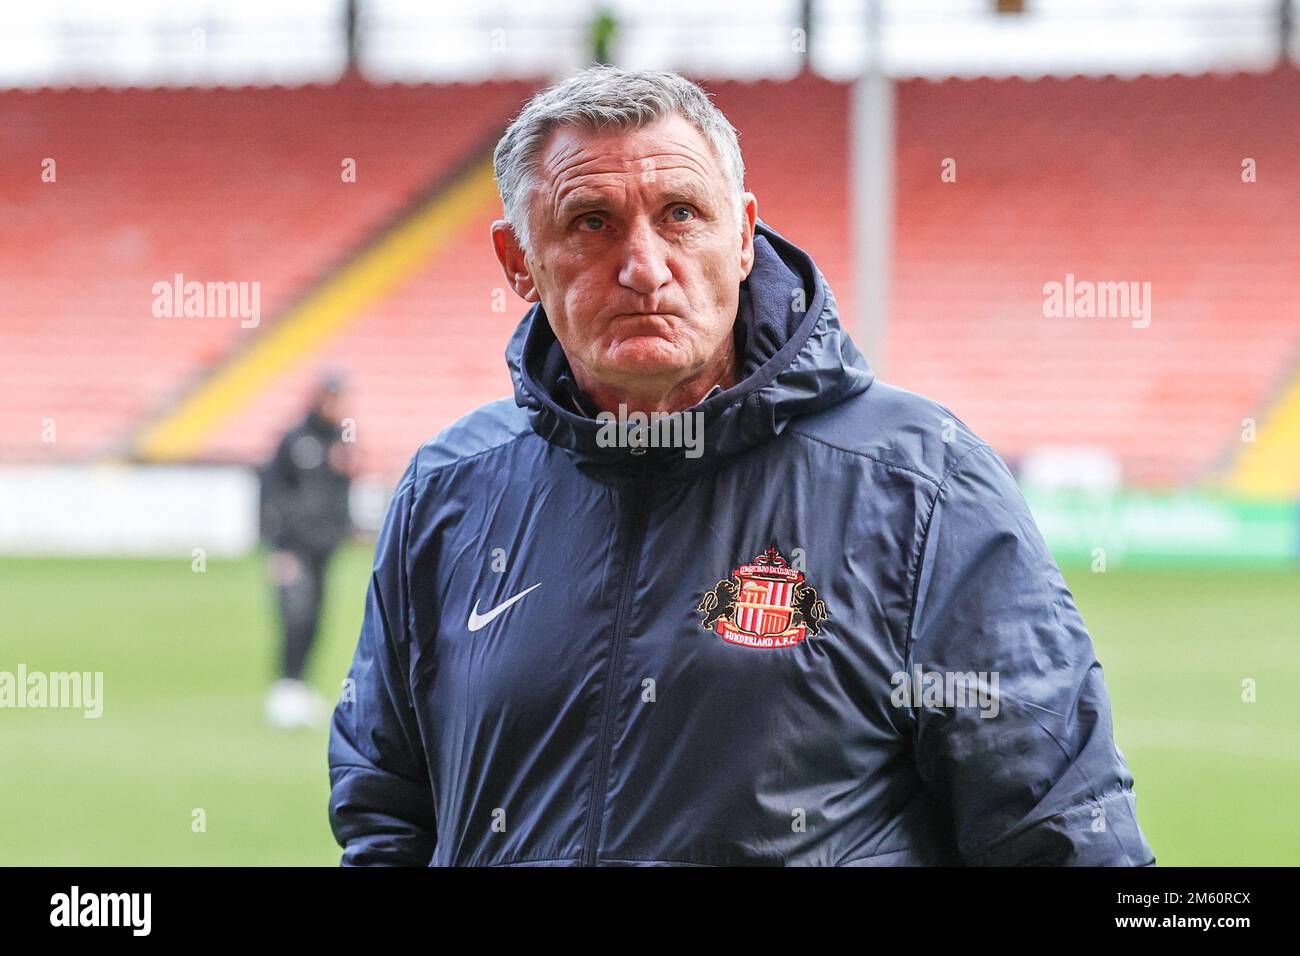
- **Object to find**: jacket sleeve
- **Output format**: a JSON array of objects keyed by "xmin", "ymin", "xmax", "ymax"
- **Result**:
[
  {"xmin": 327, "ymin": 461, "xmax": 437, "ymax": 865},
  {"xmin": 906, "ymin": 443, "xmax": 1155, "ymax": 866},
  {"xmin": 259, "ymin": 431, "xmax": 298, "ymax": 549}
]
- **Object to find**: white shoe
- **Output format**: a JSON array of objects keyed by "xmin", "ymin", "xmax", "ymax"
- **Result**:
[
  {"xmin": 265, "ymin": 678, "xmax": 328, "ymax": 730},
  {"xmin": 302, "ymin": 686, "xmax": 330, "ymax": 728}
]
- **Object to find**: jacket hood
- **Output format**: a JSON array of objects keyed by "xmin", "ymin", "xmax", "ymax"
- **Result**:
[{"xmin": 506, "ymin": 219, "xmax": 874, "ymax": 478}]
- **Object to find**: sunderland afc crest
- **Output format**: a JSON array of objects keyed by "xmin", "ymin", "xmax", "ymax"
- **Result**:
[{"xmin": 697, "ymin": 546, "xmax": 828, "ymax": 648}]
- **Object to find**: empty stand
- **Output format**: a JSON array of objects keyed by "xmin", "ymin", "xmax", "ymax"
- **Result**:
[
  {"xmin": 0, "ymin": 79, "xmax": 536, "ymax": 462},
  {"xmin": 5, "ymin": 70, "xmax": 1296, "ymax": 488},
  {"xmin": 887, "ymin": 70, "xmax": 1300, "ymax": 486}
]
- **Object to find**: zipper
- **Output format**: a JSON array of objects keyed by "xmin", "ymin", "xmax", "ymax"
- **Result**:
[{"xmin": 581, "ymin": 473, "xmax": 652, "ymax": 866}]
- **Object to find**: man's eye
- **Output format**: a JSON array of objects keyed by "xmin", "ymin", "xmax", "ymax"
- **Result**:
[
  {"xmin": 667, "ymin": 205, "xmax": 696, "ymax": 223},
  {"xmin": 576, "ymin": 214, "xmax": 605, "ymax": 231}
]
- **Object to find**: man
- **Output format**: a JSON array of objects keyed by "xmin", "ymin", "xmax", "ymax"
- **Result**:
[
  {"xmin": 261, "ymin": 373, "xmax": 353, "ymax": 729},
  {"xmin": 328, "ymin": 66, "xmax": 1155, "ymax": 866}
]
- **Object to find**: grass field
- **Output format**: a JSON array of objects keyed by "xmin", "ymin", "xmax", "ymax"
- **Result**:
[{"xmin": 1, "ymin": 546, "xmax": 1296, "ymax": 865}]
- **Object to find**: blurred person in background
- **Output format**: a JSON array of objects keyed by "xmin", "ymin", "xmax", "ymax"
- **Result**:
[{"xmin": 259, "ymin": 373, "xmax": 353, "ymax": 729}]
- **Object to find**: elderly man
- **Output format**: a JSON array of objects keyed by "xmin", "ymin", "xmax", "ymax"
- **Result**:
[{"xmin": 327, "ymin": 66, "xmax": 1155, "ymax": 867}]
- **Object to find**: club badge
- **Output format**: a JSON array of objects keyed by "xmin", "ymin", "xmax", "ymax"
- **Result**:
[{"xmin": 697, "ymin": 546, "xmax": 828, "ymax": 649}]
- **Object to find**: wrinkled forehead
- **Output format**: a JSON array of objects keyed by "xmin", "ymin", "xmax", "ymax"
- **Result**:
[{"xmin": 533, "ymin": 114, "xmax": 727, "ymax": 209}]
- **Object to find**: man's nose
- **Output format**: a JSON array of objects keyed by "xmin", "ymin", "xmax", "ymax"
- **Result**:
[{"xmin": 617, "ymin": 221, "xmax": 672, "ymax": 295}]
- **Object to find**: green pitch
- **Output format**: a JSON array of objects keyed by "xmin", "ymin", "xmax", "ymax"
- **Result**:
[{"xmin": 0, "ymin": 547, "xmax": 1295, "ymax": 865}]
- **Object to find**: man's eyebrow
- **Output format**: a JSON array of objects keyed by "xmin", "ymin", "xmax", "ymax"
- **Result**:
[
  {"xmin": 556, "ymin": 191, "xmax": 608, "ymax": 214},
  {"xmin": 660, "ymin": 183, "xmax": 714, "ymax": 208}
]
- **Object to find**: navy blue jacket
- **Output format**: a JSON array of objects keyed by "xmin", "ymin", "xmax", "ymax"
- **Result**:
[{"xmin": 327, "ymin": 220, "xmax": 1155, "ymax": 867}]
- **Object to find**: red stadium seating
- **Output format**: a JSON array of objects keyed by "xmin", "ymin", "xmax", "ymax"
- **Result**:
[
  {"xmin": 5, "ymin": 70, "xmax": 1296, "ymax": 488},
  {"xmin": 200, "ymin": 203, "xmax": 520, "ymax": 477},
  {"xmin": 887, "ymin": 70, "xmax": 1300, "ymax": 486},
  {"xmin": 0, "ymin": 79, "xmax": 537, "ymax": 462}
]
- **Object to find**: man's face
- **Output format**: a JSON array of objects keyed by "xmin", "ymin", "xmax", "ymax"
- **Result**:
[{"xmin": 494, "ymin": 113, "xmax": 757, "ymax": 401}]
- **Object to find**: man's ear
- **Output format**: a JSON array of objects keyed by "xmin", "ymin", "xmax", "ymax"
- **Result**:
[
  {"xmin": 738, "ymin": 192, "xmax": 758, "ymax": 281},
  {"xmin": 491, "ymin": 219, "xmax": 540, "ymax": 303}
]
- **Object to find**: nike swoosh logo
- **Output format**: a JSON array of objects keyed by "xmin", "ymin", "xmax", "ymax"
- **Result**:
[{"xmin": 467, "ymin": 582, "xmax": 542, "ymax": 632}]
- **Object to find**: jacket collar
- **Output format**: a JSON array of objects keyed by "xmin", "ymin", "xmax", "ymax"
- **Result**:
[{"xmin": 506, "ymin": 219, "xmax": 874, "ymax": 479}]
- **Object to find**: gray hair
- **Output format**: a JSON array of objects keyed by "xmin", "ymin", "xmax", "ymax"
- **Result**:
[{"xmin": 493, "ymin": 65, "xmax": 746, "ymax": 253}]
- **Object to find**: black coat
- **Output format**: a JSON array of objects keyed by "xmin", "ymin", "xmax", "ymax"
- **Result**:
[
  {"xmin": 326, "ymin": 221, "xmax": 1155, "ymax": 866},
  {"xmin": 259, "ymin": 410, "xmax": 352, "ymax": 555}
]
